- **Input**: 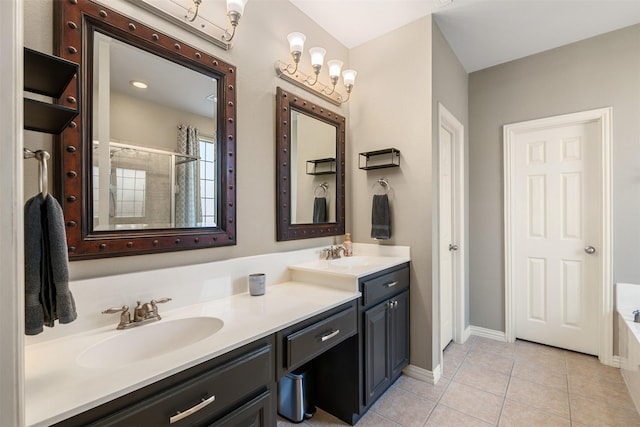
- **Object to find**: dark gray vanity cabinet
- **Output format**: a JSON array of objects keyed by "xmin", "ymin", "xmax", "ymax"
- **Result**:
[
  {"xmin": 211, "ymin": 389, "xmax": 273, "ymax": 427},
  {"xmin": 275, "ymin": 300, "xmax": 358, "ymax": 378},
  {"xmin": 53, "ymin": 336, "xmax": 276, "ymax": 427},
  {"xmin": 389, "ymin": 290, "xmax": 410, "ymax": 379},
  {"xmin": 313, "ymin": 263, "xmax": 410, "ymax": 425},
  {"xmin": 365, "ymin": 289, "xmax": 409, "ymax": 404},
  {"xmin": 362, "ymin": 264, "xmax": 410, "ymax": 406}
]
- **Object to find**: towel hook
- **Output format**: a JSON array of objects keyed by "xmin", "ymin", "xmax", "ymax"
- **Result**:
[{"xmin": 24, "ymin": 148, "xmax": 50, "ymax": 199}]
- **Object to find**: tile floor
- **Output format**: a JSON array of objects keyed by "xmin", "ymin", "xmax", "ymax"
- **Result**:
[{"xmin": 277, "ymin": 336, "xmax": 640, "ymax": 427}]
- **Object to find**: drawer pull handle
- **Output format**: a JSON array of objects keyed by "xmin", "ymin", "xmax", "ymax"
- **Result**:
[
  {"xmin": 385, "ymin": 281, "xmax": 398, "ymax": 288},
  {"xmin": 170, "ymin": 395, "xmax": 216, "ymax": 424},
  {"xmin": 321, "ymin": 329, "xmax": 340, "ymax": 342}
]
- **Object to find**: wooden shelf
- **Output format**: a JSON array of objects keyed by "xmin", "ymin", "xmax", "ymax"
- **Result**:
[
  {"xmin": 306, "ymin": 158, "xmax": 336, "ymax": 175},
  {"xmin": 24, "ymin": 99, "xmax": 78, "ymax": 134},
  {"xmin": 23, "ymin": 48, "xmax": 79, "ymax": 134},
  {"xmin": 359, "ymin": 148, "xmax": 400, "ymax": 170}
]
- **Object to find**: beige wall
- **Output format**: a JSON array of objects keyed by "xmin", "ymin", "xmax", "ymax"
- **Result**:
[
  {"xmin": 350, "ymin": 17, "xmax": 434, "ymax": 371},
  {"xmin": 23, "ymin": 0, "xmax": 350, "ymax": 280},
  {"xmin": 469, "ymin": 24, "xmax": 640, "ymax": 331},
  {"xmin": 109, "ymin": 92, "xmax": 215, "ymax": 149}
]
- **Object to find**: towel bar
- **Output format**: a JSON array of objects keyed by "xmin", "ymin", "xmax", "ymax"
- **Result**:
[{"xmin": 24, "ymin": 148, "xmax": 50, "ymax": 199}]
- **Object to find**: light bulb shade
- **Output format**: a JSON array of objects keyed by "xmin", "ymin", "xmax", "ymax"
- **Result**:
[
  {"xmin": 287, "ymin": 32, "xmax": 306, "ymax": 54},
  {"xmin": 226, "ymin": 0, "xmax": 246, "ymax": 15},
  {"xmin": 309, "ymin": 47, "xmax": 326, "ymax": 67},
  {"xmin": 342, "ymin": 69, "xmax": 357, "ymax": 86},
  {"xmin": 327, "ymin": 59, "xmax": 343, "ymax": 78}
]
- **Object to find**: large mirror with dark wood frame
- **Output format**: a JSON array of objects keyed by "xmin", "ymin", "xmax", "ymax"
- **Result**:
[
  {"xmin": 55, "ymin": 0, "xmax": 236, "ymax": 259},
  {"xmin": 276, "ymin": 87, "xmax": 345, "ymax": 241}
]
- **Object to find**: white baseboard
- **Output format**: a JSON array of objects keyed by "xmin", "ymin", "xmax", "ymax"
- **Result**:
[
  {"xmin": 611, "ymin": 355, "xmax": 621, "ymax": 368},
  {"xmin": 403, "ymin": 363, "xmax": 441, "ymax": 385},
  {"xmin": 470, "ymin": 325, "xmax": 507, "ymax": 342},
  {"xmin": 462, "ymin": 326, "xmax": 471, "ymax": 342}
]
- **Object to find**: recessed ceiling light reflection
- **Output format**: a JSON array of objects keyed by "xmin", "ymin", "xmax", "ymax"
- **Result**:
[{"xmin": 130, "ymin": 80, "xmax": 148, "ymax": 89}]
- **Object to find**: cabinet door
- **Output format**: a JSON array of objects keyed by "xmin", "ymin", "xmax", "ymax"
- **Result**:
[
  {"xmin": 210, "ymin": 389, "xmax": 274, "ymax": 427},
  {"xmin": 389, "ymin": 290, "xmax": 410, "ymax": 379},
  {"xmin": 364, "ymin": 301, "xmax": 390, "ymax": 406}
]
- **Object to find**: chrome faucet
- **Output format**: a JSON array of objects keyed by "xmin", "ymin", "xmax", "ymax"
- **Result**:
[
  {"xmin": 103, "ymin": 297, "xmax": 172, "ymax": 329},
  {"xmin": 323, "ymin": 245, "xmax": 345, "ymax": 260}
]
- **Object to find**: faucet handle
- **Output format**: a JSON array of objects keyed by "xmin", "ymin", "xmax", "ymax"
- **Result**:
[
  {"xmin": 102, "ymin": 305, "xmax": 131, "ymax": 329},
  {"xmin": 150, "ymin": 297, "xmax": 172, "ymax": 320},
  {"xmin": 102, "ymin": 305, "xmax": 129, "ymax": 315}
]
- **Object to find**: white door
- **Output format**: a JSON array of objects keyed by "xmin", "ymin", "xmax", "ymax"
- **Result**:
[
  {"xmin": 438, "ymin": 104, "xmax": 465, "ymax": 351},
  {"xmin": 439, "ymin": 125, "xmax": 454, "ymax": 350},
  {"xmin": 512, "ymin": 121, "xmax": 600, "ymax": 355}
]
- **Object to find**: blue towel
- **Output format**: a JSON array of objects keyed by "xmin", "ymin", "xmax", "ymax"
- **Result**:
[{"xmin": 24, "ymin": 194, "xmax": 77, "ymax": 335}]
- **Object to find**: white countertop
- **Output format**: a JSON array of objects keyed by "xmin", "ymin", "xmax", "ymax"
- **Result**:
[
  {"xmin": 25, "ymin": 282, "xmax": 360, "ymax": 427},
  {"xmin": 287, "ymin": 255, "xmax": 411, "ymax": 293},
  {"xmin": 289, "ymin": 256, "xmax": 410, "ymax": 278}
]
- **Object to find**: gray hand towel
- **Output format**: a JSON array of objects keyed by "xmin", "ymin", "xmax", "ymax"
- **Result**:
[
  {"xmin": 371, "ymin": 194, "xmax": 391, "ymax": 240},
  {"xmin": 313, "ymin": 197, "xmax": 327, "ymax": 223},
  {"xmin": 24, "ymin": 194, "xmax": 77, "ymax": 335}
]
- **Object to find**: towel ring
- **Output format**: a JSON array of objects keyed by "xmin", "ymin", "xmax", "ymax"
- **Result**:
[
  {"xmin": 314, "ymin": 182, "xmax": 329, "ymax": 198},
  {"xmin": 373, "ymin": 177, "xmax": 391, "ymax": 195},
  {"xmin": 24, "ymin": 148, "xmax": 50, "ymax": 199}
]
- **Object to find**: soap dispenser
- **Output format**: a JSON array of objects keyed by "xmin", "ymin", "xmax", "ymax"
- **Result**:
[{"xmin": 343, "ymin": 233, "xmax": 353, "ymax": 257}]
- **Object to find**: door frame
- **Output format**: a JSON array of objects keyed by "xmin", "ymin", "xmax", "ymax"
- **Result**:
[
  {"xmin": 1, "ymin": 0, "xmax": 25, "ymax": 425},
  {"xmin": 437, "ymin": 103, "xmax": 466, "ymax": 348},
  {"xmin": 503, "ymin": 107, "xmax": 613, "ymax": 366}
]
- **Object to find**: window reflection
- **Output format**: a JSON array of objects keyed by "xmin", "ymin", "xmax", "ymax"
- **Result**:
[{"xmin": 199, "ymin": 136, "xmax": 217, "ymax": 226}]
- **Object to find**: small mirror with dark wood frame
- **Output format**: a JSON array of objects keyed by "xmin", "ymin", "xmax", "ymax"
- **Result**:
[
  {"xmin": 55, "ymin": 0, "xmax": 236, "ymax": 259},
  {"xmin": 276, "ymin": 87, "xmax": 345, "ymax": 241}
]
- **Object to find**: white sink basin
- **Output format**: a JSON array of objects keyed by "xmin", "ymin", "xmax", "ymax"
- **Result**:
[{"xmin": 77, "ymin": 317, "xmax": 224, "ymax": 368}]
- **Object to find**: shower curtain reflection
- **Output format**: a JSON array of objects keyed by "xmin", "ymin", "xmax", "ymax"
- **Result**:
[{"xmin": 176, "ymin": 124, "xmax": 202, "ymax": 227}]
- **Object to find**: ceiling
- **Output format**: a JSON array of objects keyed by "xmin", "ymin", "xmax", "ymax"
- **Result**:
[
  {"xmin": 288, "ymin": 0, "xmax": 640, "ymax": 72},
  {"xmin": 104, "ymin": 32, "xmax": 216, "ymax": 119}
]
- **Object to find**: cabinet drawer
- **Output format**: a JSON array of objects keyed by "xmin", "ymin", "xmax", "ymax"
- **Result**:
[
  {"xmin": 362, "ymin": 265, "xmax": 409, "ymax": 307},
  {"xmin": 90, "ymin": 343, "xmax": 273, "ymax": 427},
  {"xmin": 285, "ymin": 305, "xmax": 357, "ymax": 370}
]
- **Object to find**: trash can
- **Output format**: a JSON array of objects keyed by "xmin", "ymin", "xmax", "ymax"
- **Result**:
[{"xmin": 277, "ymin": 368, "xmax": 315, "ymax": 422}]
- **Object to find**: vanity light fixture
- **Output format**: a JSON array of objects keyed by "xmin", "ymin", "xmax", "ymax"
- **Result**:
[
  {"xmin": 127, "ymin": 0, "xmax": 248, "ymax": 49},
  {"xmin": 185, "ymin": 0, "xmax": 246, "ymax": 42},
  {"xmin": 184, "ymin": 0, "xmax": 202, "ymax": 21},
  {"xmin": 275, "ymin": 32, "xmax": 356, "ymax": 106},
  {"xmin": 223, "ymin": 0, "xmax": 246, "ymax": 42}
]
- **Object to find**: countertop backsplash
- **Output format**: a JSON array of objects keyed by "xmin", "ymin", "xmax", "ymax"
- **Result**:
[
  {"xmin": 24, "ymin": 246, "xmax": 319, "ymax": 345},
  {"xmin": 25, "ymin": 243, "xmax": 410, "ymax": 345}
]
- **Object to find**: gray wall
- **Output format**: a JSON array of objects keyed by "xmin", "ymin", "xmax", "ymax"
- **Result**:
[
  {"xmin": 469, "ymin": 24, "xmax": 640, "ymax": 331},
  {"xmin": 431, "ymin": 21, "xmax": 470, "ymax": 344},
  {"xmin": 350, "ymin": 17, "xmax": 434, "ymax": 370}
]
